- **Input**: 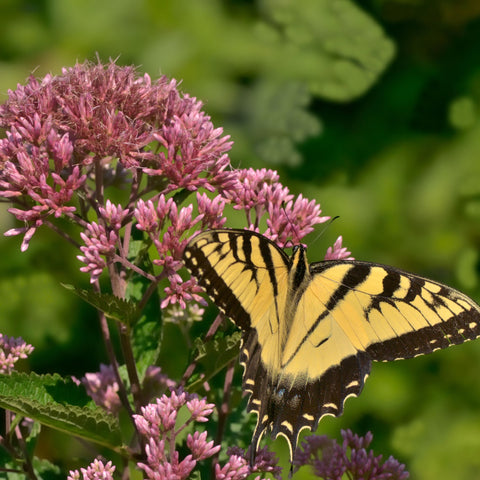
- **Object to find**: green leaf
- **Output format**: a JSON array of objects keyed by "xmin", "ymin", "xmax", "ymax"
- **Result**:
[
  {"xmin": 246, "ymin": 80, "xmax": 322, "ymax": 166},
  {"xmin": 62, "ymin": 284, "xmax": 137, "ymax": 325},
  {"xmin": 126, "ymin": 228, "xmax": 162, "ymax": 380},
  {"xmin": 1, "ymin": 457, "xmax": 62, "ymax": 480},
  {"xmin": 0, "ymin": 372, "xmax": 122, "ymax": 449},
  {"xmin": 258, "ymin": 0, "xmax": 395, "ymax": 101},
  {"xmin": 131, "ymin": 308, "xmax": 162, "ymax": 381},
  {"xmin": 187, "ymin": 332, "xmax": 242, "ymax": 392},
  {"xmin": 172, "ymin": 188, "xmax": 194, "ymax": 206},
  {"xmin": 33, "ymin": 458, "xmax": 62, "ymax": 480}
]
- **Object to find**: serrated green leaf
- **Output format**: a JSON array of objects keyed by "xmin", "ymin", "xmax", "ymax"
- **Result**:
[
  {"xmin": 0, "ymin": 372, "xmax": 122, "ymax": 450},
  {"xmin": 62, "ymin": 284, "xmax": 137, "ymax": 325},
  {"xmin": 246, "ymin": 80, "xmax": 322, "ymax": 167},
  {"xmin": 259, "ymin": 0, "xmax": 395, "ymax": 101},
  {"xmin": 187, "ymin": 332, "xmax": 241, "ymax": 392}
]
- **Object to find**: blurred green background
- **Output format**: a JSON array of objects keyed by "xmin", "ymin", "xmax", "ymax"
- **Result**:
[{"xmin": 2, "ymin": 0, "xmax": 480, "ymax": 478}]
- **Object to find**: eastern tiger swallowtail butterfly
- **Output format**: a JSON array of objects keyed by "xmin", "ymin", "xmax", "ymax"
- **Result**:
[{"xmin": 182, "ymin": 228, "xmax": 480, "ymax": 461}]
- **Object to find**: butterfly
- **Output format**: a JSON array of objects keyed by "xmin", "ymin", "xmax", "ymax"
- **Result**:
[{"xmin": 182, "ymin": 228, "xmax": 480, "ymax": 461}]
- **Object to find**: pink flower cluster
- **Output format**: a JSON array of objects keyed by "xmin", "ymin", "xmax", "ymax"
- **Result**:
[
  {"xmin": 293, "ymin": 429, "xmax": 409, "ymax": 479},
  {"xmin": 80, "ymin": 364, "xmax": 121, "ymax": 415},
  {"xmin": 0, "ymin": 334, "xmax": 34, "ymax": 374},
  {"xmin": 67, "ymin": 459, "xmax": 115, "ymax": 480},
  {"xmin": 324, "ymin": 236, "xmax": 353, "ymax": 260},
  {"xmin": 0, "ymin": 60, "xmax": 352, "ymax": 311},
  {"xmin": 0, "ymin": 59, "xmax": 234, "ymax": 263},
  {"xmin": 133, "ymin": 390, "xmax": 220, "ymax": 479},
  {"xmin": 217, "ymin": 446, "xmax": 282, "ymax": 480},
  {"xmin": 225, "ymin": 168, "xmax": 329, "ymax": 247},
  {"xmin": 132, "ymin": 390, "xmax": 282, "ymax": 480}
]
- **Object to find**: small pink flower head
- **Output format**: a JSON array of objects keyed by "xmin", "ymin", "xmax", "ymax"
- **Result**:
[
  {"xmin": 0, "ymin": 111, "xmax": 85, "ymax": 248},
  {"xmin": 99, "ymin": 200, "xmax": 129, "ymax": 231},
  {"xmin": 134, "ymin": 195, "xmax": 174, "ymax": 233},
  {"xmin": 266, "ymin": 193, "xmax": 330, "ymax": 247},
  {"xmin": 143, "ymin": 95, "xmax": 235, "ymax": 193},
  {"xmin": 81, "ymin": 364, "xmax": 121, "ymax": 415},
  {"xmin": 4, "ymin": 219, "xmax": 43, "ymax": 252},
  {"xmin": 226, "ymin": 168, "xmax": 283, "ymax": 218},
  {"xmin": 134, "ymin": 194, "xmax": 208, "ymax": 308},
  {"xmin": 138, "ymin": 438, "xmax": 198, "ymax": 480},
  {"xmin": 196, "ymin": 192, "xmax": 227, "ymax": 229},
  {"xmin": 187, "ymin": 431, "xmax": 221, "ymax": 460},
  {"xmin": 67, "ymin": 459, "xmax": 115, "ymax": 480},
  {"xmin": 67, "ymin": 470, "xmax": 80, "ymax": 480},
  {"xmin": 77, "ymin": 222, "xmax": 118, "ymax": 283},
  {"xmin": 0, "ymin": 334, "xmax": 34, "ymax": 374},
  {"xmin": 225, "ymin": 446, "xmax": 282, "ymax": 480},
  {"xmin": 134, "ymin": 392, "xmax": 184, "ymax": 437},
  {"xmin": 134, "ymin": 390, "xmax": 220, "ymax": 479},
  {"xmin": 186, "ymin": 396, "xmax": 216, "ymax": 422},
  {"xmin": 324, "ymin": 236, "xmax": 354, "ymax": 260},
  {"xmin": 215, "ymin": 455, "xmax": 250, "ymax": 480},
  {"xmin": 250, "ymin": 446, "xmax": 282, "ymax": 479},
  {"xmin": 223, "ymin": 168, "xmax": 329, "ymax": 247}
]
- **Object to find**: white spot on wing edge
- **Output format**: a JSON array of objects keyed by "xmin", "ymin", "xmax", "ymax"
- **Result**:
[
  {"xmin": 345, "ymin": 380, "xmax": 360, "ymax": 389},
  {"xmin": 281, "ymin": 421, "xmax": 293, "ymax": 433}
]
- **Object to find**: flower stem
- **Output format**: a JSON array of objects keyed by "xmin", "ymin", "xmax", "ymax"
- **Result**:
[
  {"xmin": 179, "ymin": 313, "xmax": 225, "ymax": 386},
  {"xmin": 118, "ymin": 321, "xmax": 143, "ymax": 412},
  {"xmin": 14, "ymin": 424, "xmax": 38, "ymax": 480},
  {"xmin": 214, "ymin": 359, "xmax": 235, "ymax": 456}
]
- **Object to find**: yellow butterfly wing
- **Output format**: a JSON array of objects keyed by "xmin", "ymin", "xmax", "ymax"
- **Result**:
[
  {"xmin": 183, "ymin": 229, "xmax": 290, "ymax": 371},
  {"xmin": 183, "ymin": 229, "xmax": 480, "ymax": 462}
]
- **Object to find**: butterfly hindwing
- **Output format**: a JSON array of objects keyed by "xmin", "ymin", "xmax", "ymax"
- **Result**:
[{"xmin": 183, "ymin": 228, "xmax": 480, "ymax": 462}]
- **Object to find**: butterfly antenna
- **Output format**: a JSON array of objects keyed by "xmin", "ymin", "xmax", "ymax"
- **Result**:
[
  {"xmin": 281, "ymin": 206, "xmax": 302, "ymax": 247},
  {"xmin": 310, "ymin": 215, "xmax": 340, "ymax": 246}
]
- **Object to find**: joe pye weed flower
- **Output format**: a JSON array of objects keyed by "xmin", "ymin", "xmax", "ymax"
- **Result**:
[{"xmin": 0, "ymin": 60, "xmax": 407, "ymax": 479}]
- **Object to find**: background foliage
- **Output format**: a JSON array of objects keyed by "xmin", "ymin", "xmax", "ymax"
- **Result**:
[{"xmin": 1, "ymin": 1, "xmax": 480, "ymax": 479}]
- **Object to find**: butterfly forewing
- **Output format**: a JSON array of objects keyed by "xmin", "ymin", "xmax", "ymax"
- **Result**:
[
  {"xmin": 183, "ymin": 229, "xmax": 294, "ymax": 453},
  {"xmin": 184, "ymin": 230, "xmax": 289, "ymax": 332},
  {"xmin": 309, "ymin": 260, "xmax": 480, "ymax": 361}
]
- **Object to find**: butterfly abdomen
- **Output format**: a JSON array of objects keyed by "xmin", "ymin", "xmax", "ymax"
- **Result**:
[{"xmin": 282, "ymin": 245, "xmax": 312, "ymax": 340}]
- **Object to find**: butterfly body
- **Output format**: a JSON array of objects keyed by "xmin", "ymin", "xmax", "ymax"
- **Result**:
[{"xmin": 183, "ymin": 228, "xmax": 480, "ymax": 461}]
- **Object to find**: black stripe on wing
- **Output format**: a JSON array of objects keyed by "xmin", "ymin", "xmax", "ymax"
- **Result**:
[
  {"xmin": 310, "ymin": 260, "xmax": 480, "ymax": 361},
  {"xmin": 282, "ymin": 263, "xmax": 372, "ymax": 367},
  {"xmin": 183, "ymin": 229, "xmax": 290, "ymax": 331},
  {"xmin": 183, "ymin": 232, "xmax": 250, "ymax": 329},
  {"xmin": 369, "ymin": 270, "xmax": 480, "ymax": 360}
]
